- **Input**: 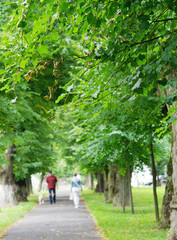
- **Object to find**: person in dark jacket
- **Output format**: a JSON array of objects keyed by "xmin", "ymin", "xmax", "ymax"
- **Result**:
[{"xmin": 46, "ymin": 171, "xmax": 57, "ymax": 204}]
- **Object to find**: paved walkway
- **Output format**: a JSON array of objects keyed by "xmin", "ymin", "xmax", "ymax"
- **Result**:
[{"xmin": 2, "ymin": 186, "xmax": 103, "ymax": 240}]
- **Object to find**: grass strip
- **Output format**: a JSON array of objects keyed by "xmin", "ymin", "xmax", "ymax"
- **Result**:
[
  {"xmin": 0, "ymin": 193, "xmax": 43, "ymax": 236},
  {"xmin": 82, "ymin": 187, "xmax": 169, "ymax": 240}
]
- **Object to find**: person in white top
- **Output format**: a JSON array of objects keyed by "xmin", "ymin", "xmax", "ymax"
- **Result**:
[{"xmin": 71, "ymin": 172, "xmax": 82, "ymax": 208}]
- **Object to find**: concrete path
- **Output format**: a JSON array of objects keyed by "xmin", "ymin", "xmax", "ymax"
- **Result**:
[{"xmin": 2, "ymin": 186, "xmax": 103, "ymax": 240}]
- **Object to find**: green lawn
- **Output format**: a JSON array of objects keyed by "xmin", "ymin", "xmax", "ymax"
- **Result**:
[
  {"xmin": 82, "ymin": 187, "xmax": 169, "ymax": 240},
  {"xmin": 0, "ymin": 193, "xmax": 42, "ymax": 236}
]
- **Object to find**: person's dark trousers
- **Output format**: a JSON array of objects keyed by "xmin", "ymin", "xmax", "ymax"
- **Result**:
[{"xmin": 49, "ymin": 188, "xmax": 56, "ymax": 204}]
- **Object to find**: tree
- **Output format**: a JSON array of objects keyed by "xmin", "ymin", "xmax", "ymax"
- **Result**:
[
  {"xmin": 0, "ymin": 79, "xmax": 57, "ymax": 203},
  {"xmin": 0, "ymin": 1, "xmax": 177, "ymax": 235}
]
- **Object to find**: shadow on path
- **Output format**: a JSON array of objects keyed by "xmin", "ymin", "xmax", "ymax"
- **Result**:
[{"xmin": 2, "ymin": 186, "xmax": 103, "ymax": 240}]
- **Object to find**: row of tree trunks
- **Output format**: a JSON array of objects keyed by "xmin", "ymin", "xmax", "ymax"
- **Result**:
[
  {"xmin": 0, "ymin": 146, "xmax": 31, "ymax": 205},
  {"xmin": 94, "ymin": 165, "xmax": 132, "ymax": 211}
]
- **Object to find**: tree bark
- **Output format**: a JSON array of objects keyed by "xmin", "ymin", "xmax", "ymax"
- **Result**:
[
  {"xmin": 15, "ymin": 179, "xmax": 28, "ymax": 202},
  {"xmin": 166, "ymin": 119, "xmax": 177, "ymax": 239},
  {"xmin": 161, "ymin": 157, "xmax": 173, "ymax": 228},
  {"xmin": 157, "ymin": 68, "xmax": 177, "ymax": 238},
  {"xmin": 150, "ymin": 141, "xmax": 160, "ymax": 222},
  {"xmin": 85, "ymin": 173, "xmax": 94, "ymax": 189},
  {"xmin": 104, "ymin": 166, "xmax": 109, "ymax": 203},
  {"xmin": 112, "ymin": 166, "xmax": 131, "ymax": 208},
  {"xmin": 95, "ymin": 171, "xmax": 104, "ymax": 193},
  {"xmin": 128, "ymin": 166, "xmax": 134, "ymax": 214},
  {"xmin": 38, "ymin": 172, "xmax": 45, "ymax": 192},
  {"xmin": 122, "ymin": 175, "xmax": 125, "ymax": 212},
  {"xmin": 26, "ymin": 176, "xmax": 33, "ymax": 195},
  {"xmin": 91, "ymin": 173, "xmax": 94, "ymax": 190},
  {"xmin": 108, "ymin": 164, "xmax": 117, "ymax": 202},
  {"xmin": 0, "ymin": 146, "xmax": 31, "ymax": 204},
  {"xmin": 0, "ymin": 146, "xmax": 19, "ymax": 205}
]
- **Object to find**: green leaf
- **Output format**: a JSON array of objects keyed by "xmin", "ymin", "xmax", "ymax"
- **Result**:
[
  {"xmin": 171, "ymin": 56, "xmax": 177, "ymax": 68},
  {"xmin": 56, "ymin": 93, "xmax": 67, "ymax": 103},
  {"xmin": 87, "ymin": 13, "xmax": 97, "ymax": 25},
  {"xmin": 161, "ymin": 52, "xmax": 171, "ymax": 62},
  {"xmin": 167, "ymin": 116, "xmax": 176, "ymax": 124},
  {"xmin": 18, "ymin": 20, "xmax": 27, "ymax": 28},
  {"xmin": 164, "ymin": 69, "xmax": 172, "ymax": 77},
  {"xmin": 134, "ymin": 87, "xmax": 143, "ymax": 94},
  {"xmin": 158, "ymin": 78, "xmax": 167, "ymax": 86},
  {"xmin": 49, "ymin": 31, "xmax": 58, "ymax": 41},
  {"xmin": 20, "ymin": 59, "xmax": 29, "ymax": 69},
  {"xmin": 138, "ymin": 54, "xmax": 145, "ymax": 61},
  {"xmin": 93, "ymin": 112, "xmax": 99, "ymax": 118},
  {"xmin": 153, "ymin": 46, "xmax": 159, "ymax": 53},
  {"xmin": 37, "ymin": 45, "xmax": 48, "ymax": 55}
]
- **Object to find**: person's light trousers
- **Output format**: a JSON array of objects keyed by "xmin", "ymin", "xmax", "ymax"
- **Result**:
[{"xmin": 72, "ymin": 188, "xmax": 80, "ymax": 207}]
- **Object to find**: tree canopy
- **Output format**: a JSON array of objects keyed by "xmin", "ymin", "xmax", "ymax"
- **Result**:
[{"xmin": 0, "ymin": 0, "xmax": 176, "ymax": 197}]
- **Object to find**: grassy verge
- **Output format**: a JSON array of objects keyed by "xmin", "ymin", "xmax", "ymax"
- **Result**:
[
  {"xmin": 82, "ymin": 187, "xmax": 169, "ymax": 240},
  {"xmin": 0, "ymin": 192, "xmax": 46, "ymax": 235}
]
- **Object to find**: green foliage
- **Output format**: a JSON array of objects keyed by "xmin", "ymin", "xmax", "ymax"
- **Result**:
[
  {"xmin": 0, "ymin": 68, "xmax": 57, "ymax": 180},
  {"xmin": 58, "ymin": 84, "xmax": 167, "ymax": 175},
  {"xmin": 154, "ymin": 135, "xmax": 171, "ymax": 176},
  {"xmin": 0, "ymin": 0, "xmax": 176, "ymax": 182}
]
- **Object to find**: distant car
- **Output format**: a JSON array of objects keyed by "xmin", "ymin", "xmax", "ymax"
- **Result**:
[
  {"xmin": 145, "ymin": 182, "xmax": 152, "ymax": 186},
  {"xmin": 145, "ymin": 175, "xmax": 167, "ymax": 187}
]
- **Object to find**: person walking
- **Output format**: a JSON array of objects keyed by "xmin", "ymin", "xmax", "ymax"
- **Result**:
[
  {"xmin": 46, "ymin": 171, "xmax": 57, "ymax": 204},
  {"xmin": 71, "ymin": 172, "xmax": 82, "ymax": 208}
]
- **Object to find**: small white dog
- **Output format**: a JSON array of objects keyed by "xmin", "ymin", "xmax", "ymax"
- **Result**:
[{"xmin": 38, "ymin": 194, "xmax": 44, "ymax": 205}]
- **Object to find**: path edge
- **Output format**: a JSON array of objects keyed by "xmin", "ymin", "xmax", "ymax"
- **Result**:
[
  {"xmin": 81, "ymin": 193, "xmax": 108, "ymax": 240},
  {"xmin": 0, "ymin": 200, "xmax": 38, "ymax": 239}
]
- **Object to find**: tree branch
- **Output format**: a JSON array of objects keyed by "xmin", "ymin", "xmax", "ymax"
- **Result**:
[
  {"xmin": 153, "ymin": 18, "xmax": 177, "ymax": 23},
  {"xmin": 100, "ymin": 35, "xmax": 164, "ymax": 64}
]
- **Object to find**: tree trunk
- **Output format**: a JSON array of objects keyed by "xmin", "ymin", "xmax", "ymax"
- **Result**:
[
  {"xmin": 15, "ymin": 179, "xmax": 28, "ymax": 202},
  {"xmin": 26, "ymin": 176, "xmax": 33, "ymax": 195},
  {"xmin": 85, "ymin": 173, "xmax": 94, "ymax": 189},
  {"xmin": 0, "ymin": 146, "xmax": 19, "ymax": 205},
  {"xmin": 104, "ymin": 166, "xmax": 109, "ymax": 203},
  {"xmin": 38, "ymin": 173, "xmax": 45, "ymax": 192},
  {"xmin": 166, "ymin": 119, "xmax": 177, "ymax": 239},
  {"xmin": 150, "ymin": 141, "xmax": 160, "ymax": 222},
  {"xmin": 91, "ymin": 173, "xmax": 94, "ymax": 190},
  {"xmin": 122, "ymin": 175, "xmax": 125, "ymax": 212},
  {"xmin": 112, "ymin": 166, "xmax": 131, "ymax": 208},
  {"xmin": 108, "ymin": 164, "xmax": 117, "ymax": 202},
  {"xmin": 128, "ymin": 166, "xmax": 134, "ymax": 214},
  {"xmin": 95, "ymin": 172, "xmax": 104, "ymax": 193},
  {"xmin": 161, "ymin": 157, "xmax": 173, "ymax": 228},
  {"xmin": 0, "ymin": 146, "xmax": 30, "ymax": 205},
  {"xmin": 158, "ymin": 68, "xmax": 177, "ymax": 239}
]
